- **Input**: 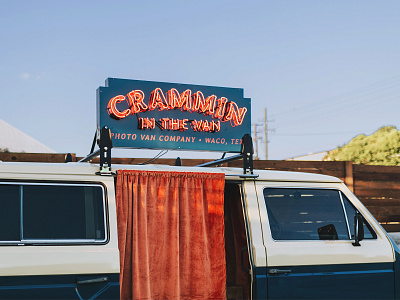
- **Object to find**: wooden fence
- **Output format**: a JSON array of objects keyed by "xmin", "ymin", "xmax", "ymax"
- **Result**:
[
  {"xmin": 1, "ymin": 153, "xmax": 400, "ymax": 232},
  {"xmin": 229, "ymin": 160, "xmax": 400, "ymax": 232}
]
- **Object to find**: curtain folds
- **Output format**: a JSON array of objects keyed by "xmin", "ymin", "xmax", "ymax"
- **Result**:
[{"xmin": 116, "ymin": 170, "xmax": 226, "ymax": 300}]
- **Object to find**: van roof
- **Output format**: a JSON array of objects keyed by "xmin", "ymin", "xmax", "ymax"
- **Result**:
[{"xmin": 0, "ymin": 161, "xmax": 342, "ymax": 183}]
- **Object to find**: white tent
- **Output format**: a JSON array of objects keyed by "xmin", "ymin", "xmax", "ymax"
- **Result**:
[{"xmin": 0, "ymin": 119, "xmax": 55, "ymax": 153}]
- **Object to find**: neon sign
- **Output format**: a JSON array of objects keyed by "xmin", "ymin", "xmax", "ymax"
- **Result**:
[
  {"xmin": 97, "ymin": 78, "xmax": 251, "ymax": 152},
  {"xmin": 107, "ymin": 88, "xmax": 247, "ymax": 129}
]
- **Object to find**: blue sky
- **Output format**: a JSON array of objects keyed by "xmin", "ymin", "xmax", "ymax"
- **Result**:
[{"xmin": 1, "ymin": 1, "xmax": 399, "ymax": 160}]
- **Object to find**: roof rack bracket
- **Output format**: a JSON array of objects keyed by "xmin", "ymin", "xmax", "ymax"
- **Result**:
[
  {"xmin": 241, "ymin": 133, "xmax": 254, "ymax": 174},
  {"xmin": 98, "ymin": 126, "xmax": 113, "ymax": 174},
  {"xmin": 196, "ymin": 134, "xmax": 254, "ymax": 174},
  {"xmin": 79, "ymin": 126, "xmax": 114, "ymax": 175}
]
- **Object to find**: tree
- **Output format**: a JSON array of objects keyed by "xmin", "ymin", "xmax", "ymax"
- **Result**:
[{"xmin": 323, "ymin": 126, "xmax": 400, "ymax": 165}]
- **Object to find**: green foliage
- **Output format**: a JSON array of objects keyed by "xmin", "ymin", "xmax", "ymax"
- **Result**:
[{"xmin": 324, "ymin": 126, "xmax": 400, "ymax": 165}]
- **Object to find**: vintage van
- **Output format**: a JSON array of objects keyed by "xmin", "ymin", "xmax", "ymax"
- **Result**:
[
  {"xmin": 0, "ymin": 159, "xmax": 399, "ymax": 299},
  {"xmin": 1, "ymin": 77, "xmax": 398, "ymax": 298}
]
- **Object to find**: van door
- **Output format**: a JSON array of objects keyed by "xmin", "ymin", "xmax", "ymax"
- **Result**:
[
  {"xmin": 256, "ymin": 182, "xmax": 395, "ymax": 300},
  {"xmin": 224, "ymin": 180, "xmax": 267, "ymax": 300}
]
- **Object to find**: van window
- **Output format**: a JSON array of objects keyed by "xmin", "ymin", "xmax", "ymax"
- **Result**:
[
  {"xmin": 264, "ymin": 188, "xmax": 375, "ymax": 241},
  {"xmin": 0, "ymin": 184, "xmax": 20, "ymax": 241},
  {"xmin": 0, "ymin": 183, "xmax": 106, "ymax": 244}
]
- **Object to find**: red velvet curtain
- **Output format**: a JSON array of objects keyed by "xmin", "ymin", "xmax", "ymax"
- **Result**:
[{"xmin": 116, "ymin": 170, "xmax": 226, "ymax": 300}]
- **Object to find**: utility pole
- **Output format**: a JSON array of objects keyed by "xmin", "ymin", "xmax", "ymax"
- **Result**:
[
  {"xmin": 264, "ymin": 108, "xmax": 268, "ymax": 160},
  {"xmin": 254, "ymin": 123, "xmax": 259, "ymax": 160},
  {"xmin": 252, "ymin": 107, "xmax": 274, "ymax": 160}
]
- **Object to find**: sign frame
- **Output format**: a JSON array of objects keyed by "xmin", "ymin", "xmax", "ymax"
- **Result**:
[{"xmin": 97, "ymin": 78, "xmax": 251, "ymax": 153}]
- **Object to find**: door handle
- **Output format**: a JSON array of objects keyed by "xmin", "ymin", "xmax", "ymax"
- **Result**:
[
  {"xmin": 76, "ymin": 276, "xmax": 109, "ymax": 285},
  {"xmin": 269, "ymin": 269, "xmax": 292, "ymax": 275}
]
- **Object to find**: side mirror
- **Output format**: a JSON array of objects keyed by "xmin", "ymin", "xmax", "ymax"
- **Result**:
[{"xmin": 352, "ymin": 211, "xmax": 364, "ymax": 246}]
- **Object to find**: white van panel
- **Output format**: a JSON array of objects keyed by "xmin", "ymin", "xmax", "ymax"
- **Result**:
[
  {"xmin": 242, "ymin": 181, "xmax": 266, "ymax": 267},
  {"xmin": 0, "ymin": 246, "xmax": 120, "ymax": 276}
]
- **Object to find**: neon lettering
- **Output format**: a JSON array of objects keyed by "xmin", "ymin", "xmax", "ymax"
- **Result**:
[
  {"xmin": 148, "ymin": 88, "xmax": 168, "ymax": 111},
  {"xmin": 192, "ymin": 91, "xmax": 216, "ymax": 115},
  {"xmin": 139, "ymin": 117, "xmax": 156, "ymax": 130},
  {"xmin": 180, "ymin": 119, "xmax": 189, "ymax": 131},
  {"xmin": 167, "ymin": 89, "xmax": 191, "ymax": 111},
  {"xmin": 191, "ymin": 120, "xmax": 203, "ymax": 132},
  {"xmin": 191, "ymin": 120, "xmax": 220, "ymax": 132},
  {"xmin": 159, "ymin": 118, "xmax": 189, "ymax": 131},
  {"xmin": 170, "ymin": 118, "xmax": 179, "ymax": 130},
  {"xmin": 202, "ymin": 120, "xmax": 211, "ymax": 132},
  {"xmin": 127, "ymin": 90, "xmax": 147, "ymax": 113},
  {"xmin": 214, "ymin": 97, "xmax": 227, "ymax": 120},
  {"xmin": 159, "ymin": 118, "xmax": 169, "ymax": 130},
  {"xmin": 107, "ymin": 95, "xmax": 131, "ymax": 119},
  {"xmin": 223, "ymin": 102, "xmax": 247, "ymax": 127},
  {"xmin": 211, "ymin": 120, "xmax": 221, "ymax": 132},
  {"xmin": 106, "ymin": 88, "xmax": 248, "ymax": 129}
]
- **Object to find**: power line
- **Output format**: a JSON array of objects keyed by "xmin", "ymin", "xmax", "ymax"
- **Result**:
[
  {"xmin": 271, "ymin": 75, "xmax": 400, "ymax": 120},
  {"xmin": 277, "ymin": 93, "xmax": 399, "ymax": 130},
  {"xmin": 274, "ymin": 131, "xmax": 360, "ymax": 137}
]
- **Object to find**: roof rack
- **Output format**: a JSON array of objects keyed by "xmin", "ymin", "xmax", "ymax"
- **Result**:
[{"xmin": 79, "ymin": 126, "xmax": 254, "ymax": 175}]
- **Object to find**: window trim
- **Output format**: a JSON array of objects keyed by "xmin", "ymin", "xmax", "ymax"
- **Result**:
[
  {"xmin": 339, "ymin": 191, "xmax": 378, "ymax": 240},
  {"xmin": 0, "ymin": 181, "xmax": 109, "ymax": 246},
  {"xmin": 262, "ymin": 187, "xmax": 376, "ymax": 242},
  {"xmin": 339, "ymin": 191, "xmax": 352, "ymax": 239}
]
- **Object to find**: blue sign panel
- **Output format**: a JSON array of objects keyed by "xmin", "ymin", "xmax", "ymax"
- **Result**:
[{"xmin": 97, "ymin": 78, "xmax": 251, "ymax": 153}]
